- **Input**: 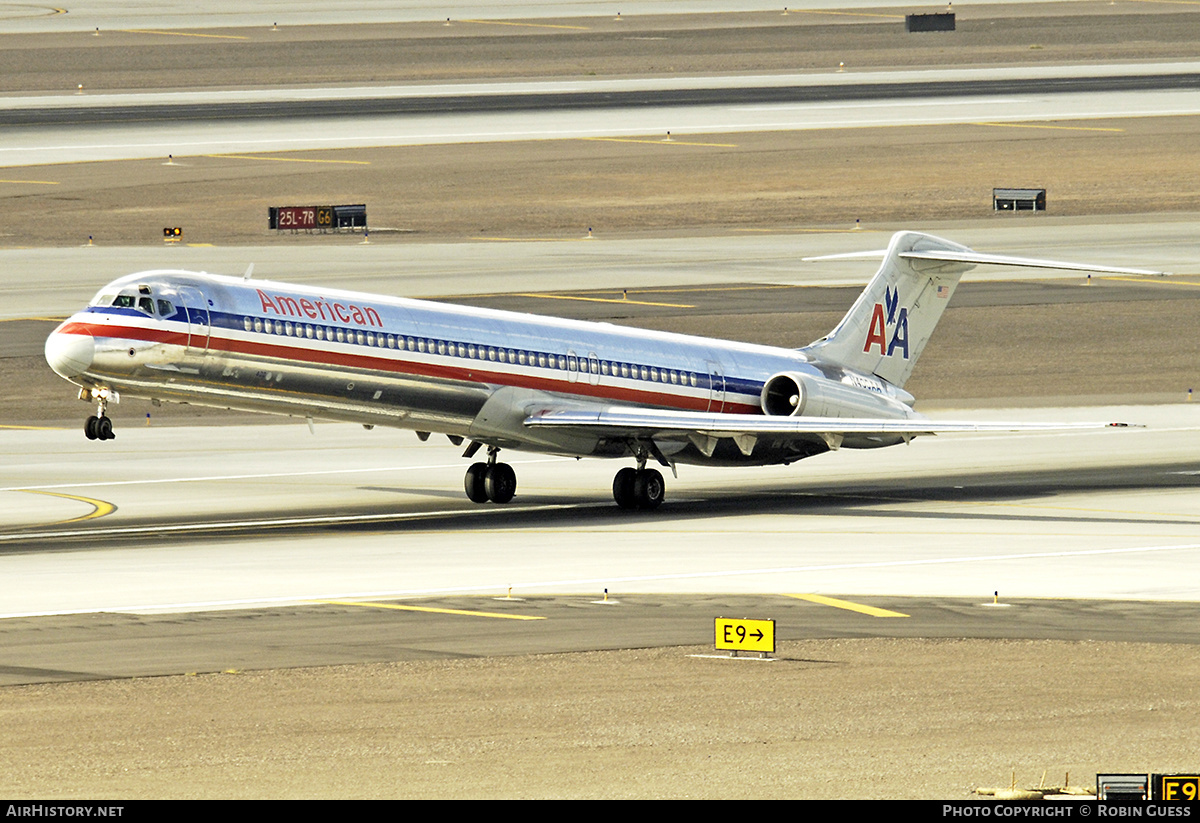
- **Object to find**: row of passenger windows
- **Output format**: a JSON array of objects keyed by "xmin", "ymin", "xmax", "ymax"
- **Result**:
[{"xmin": 241, "ymin": 315, "xmax": 701, "ymax": 388}]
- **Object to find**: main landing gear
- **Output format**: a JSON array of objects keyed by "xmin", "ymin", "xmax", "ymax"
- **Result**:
[
  {"xmin": 460, "ymin": 445, "xmax": 666, "ymax": 510},
  {"xmin": 612, "ymin": 466, "xmax": 665, "ymax": 511},
  {"xmin": 464, "ymin": 447, "xmax": 516, "ymax": 504}
]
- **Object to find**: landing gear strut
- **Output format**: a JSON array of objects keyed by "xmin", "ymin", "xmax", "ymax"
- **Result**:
[
  {"xmin": 612, "ymin": 466, "xmax": 665, "ymax": 510},
  {"xmin": 464, "ymin": 447, "xmax": 516, "ymax": 504},
  {"xmin": 84, "ymin": 393, "xmax": 115, "ymax": 441}
]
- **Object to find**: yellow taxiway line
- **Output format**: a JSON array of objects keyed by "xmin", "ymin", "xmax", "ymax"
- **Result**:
[
  {"xmin": 579, "ymin": 137, "xmax": 739, "ymax": 148},
  {"xmin": 318, "ymin": 600, "xmax": 546, "ymax": 620},
  {"xmin": 514, "ymin": 292, "xmax": 695, "ymax": 308},
  {"xmin": 19, "ymin": 490, "xmax": 116, "ymax": 525},
  {"xmin": 119, "ymin": 29, "xmax": 249, "ymax": 40},
  {"xmin": 459, "ymin": 19, "xmax": 589, "ymax": 30},
  {"xmin": 204, "ymin": 154, "xmax": 370, "ymax": 165},
  {"xmin": 973, "ymin": 122, "xmax": 1125, "ymax": 133},
  {"xmin": 785, "ymin": 593, "xmax": 909, "ymax": 617}
]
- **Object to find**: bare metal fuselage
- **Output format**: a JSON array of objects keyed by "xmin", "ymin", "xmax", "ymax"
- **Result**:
[{"xmin": 46, "ymin": 269, "xmax": 916, "ymax": 466}]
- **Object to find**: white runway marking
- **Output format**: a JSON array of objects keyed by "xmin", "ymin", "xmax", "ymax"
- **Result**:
[{"xmin": 0, "ymin": 456, "xmax": 568, "ymax": 494}]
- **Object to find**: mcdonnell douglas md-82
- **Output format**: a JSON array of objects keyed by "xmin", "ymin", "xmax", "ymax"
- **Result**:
[{"xmin": 44, "ymin": 231, "xmax": 1154, "ymax": 510}]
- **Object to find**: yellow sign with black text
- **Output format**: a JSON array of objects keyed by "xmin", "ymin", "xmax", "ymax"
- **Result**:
[
  {"xmin": 1156, "ymin": 774, "xmax": 1200, "ymax": 801},
  {"xmin": 714, "ymin": 618, "xmax": 775, "ymax": 654}
]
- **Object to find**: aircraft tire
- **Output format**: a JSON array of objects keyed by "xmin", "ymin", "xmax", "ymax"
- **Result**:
[
  {"xmin": 464, "ymin": 462, "xmax": 489, "ymax": 504},
  {"xmin": 84, "ymin": 416, "xmax": 99, "ymax": 440},
  {"xmin": 613, "ymin": 467, "xmax": 638, "ymax": 509},
  {"xmin": 97, "ymin": 416, "xmax": 114, "ymax": 440},
  {"xmin": 633, "ymin": 468, "xmax": 665, "ymax": 511},
  {"xmin": 484, "ymin": 463, "xmax": 516, "ymax": 504}
]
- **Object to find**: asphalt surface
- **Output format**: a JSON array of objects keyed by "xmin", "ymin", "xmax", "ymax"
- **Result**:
[
  {"xmin": 4, "ymin": 594, "xmax": 1200, "ymax": 687},
  {"xmin": 10, "ymin": 73, "xmax": 1200, "ymax": 127}
]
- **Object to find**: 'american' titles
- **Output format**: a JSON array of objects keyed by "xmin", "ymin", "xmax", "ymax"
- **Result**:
[{"xmin": 257, "ymin": 289, "xmax": 382, "ymax": 328}]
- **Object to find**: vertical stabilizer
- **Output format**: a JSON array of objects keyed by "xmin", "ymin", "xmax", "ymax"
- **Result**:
[{"xmin": 801, "ymin": 231, "xmax": 972, "ymax": 388}]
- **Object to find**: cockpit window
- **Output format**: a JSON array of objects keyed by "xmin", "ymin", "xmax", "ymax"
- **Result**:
[
  {"xmin": 138, "ymin": 297, "xmax": 154, "ymax": 314},
  {"xmin": 111, "ymin": 295, "xmax": 136, "ymax": 309},
  {"xmin": 157, "ymin": 299, "xmax": 174, "ymax": 316}
]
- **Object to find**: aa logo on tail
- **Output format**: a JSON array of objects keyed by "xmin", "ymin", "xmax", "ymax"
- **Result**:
[{"xmin": 863, "ymin": 285, "xmax": 909, "ymax": 359}]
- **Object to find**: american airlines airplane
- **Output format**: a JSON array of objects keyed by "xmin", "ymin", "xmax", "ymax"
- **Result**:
[{"xmin": 44, "ymin": 231, "xmax": 1152, "ymax": 510}]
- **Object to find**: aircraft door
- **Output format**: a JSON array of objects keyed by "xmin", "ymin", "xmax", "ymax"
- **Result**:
[
  {"xmin": 178, "ymin": 286, "xmax": 211, "ymax": 354},
  {"xmin": 706, "ymin": 360, "xmax": 725, "ymax": 413},
  {"xmin": 567, "ymin": 350, "xmax": 580, "ymax": 384}
]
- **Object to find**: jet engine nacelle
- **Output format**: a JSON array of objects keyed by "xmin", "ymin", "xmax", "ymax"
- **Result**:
[{"xmin": 760, "ymin": 371, "xmax": 908, "ymax": 419}]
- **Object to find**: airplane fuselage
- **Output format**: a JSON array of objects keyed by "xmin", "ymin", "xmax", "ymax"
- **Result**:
[{"xmin": 46, "ymin": 269, "xmax": 917, "ymax": 467}]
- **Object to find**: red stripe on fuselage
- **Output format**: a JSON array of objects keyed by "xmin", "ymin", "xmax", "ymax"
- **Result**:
[{"xmin": 61, "ymin": 319, "xmax": 762, "ymax": 415}]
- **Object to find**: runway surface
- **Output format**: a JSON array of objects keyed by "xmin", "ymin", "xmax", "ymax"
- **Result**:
[
  {"xmin": 7, "ymin": 75, "xmax": 1200, "ymax": 166},
  {"xmin": 0, "ymin": 0, "xmax": 1123, "ymax": 34},
  {"xmin": 9, "ymin": 65, "xmax": 1200, "ymax": 127},
  {"xmin": 4, "ymin": 403, "xmax": 1199, "ymax": 611}
]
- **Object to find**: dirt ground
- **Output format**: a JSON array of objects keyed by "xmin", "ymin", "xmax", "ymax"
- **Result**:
[
  {"xmin": 4, "ymin": 3, "xmax": 1200, "ymax": 800},
  {"xmin": 7, "ymin": 116, "xmax": 1200, "ymax": 249},
  {"xmin": 4, "ymin": 639, "xmax": 1198, "ymax": 800}
]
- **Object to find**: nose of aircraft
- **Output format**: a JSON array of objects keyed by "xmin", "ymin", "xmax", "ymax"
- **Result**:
[{"xmin": 45, "ymin": 324, "xmax": 94, "ymax": 379}]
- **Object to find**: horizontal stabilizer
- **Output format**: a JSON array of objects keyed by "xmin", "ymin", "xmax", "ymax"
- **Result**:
[
  {"xmin": 897, "ymin": 250, "xmax": 1164, "ymax": 276},
  {"xmin": 804, "ymin": 247, "xmax": 1165, "ymax": 276}
]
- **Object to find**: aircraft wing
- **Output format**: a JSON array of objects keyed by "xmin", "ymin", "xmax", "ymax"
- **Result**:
[{"xmin": 524, "ymin": 406, "xmax": 1132, "ymax": 454}]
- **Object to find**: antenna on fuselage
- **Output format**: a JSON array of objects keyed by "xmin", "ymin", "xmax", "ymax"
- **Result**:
[{"xmin": 243, "ymin": 263, "xmax": 255, "ymax": 281}]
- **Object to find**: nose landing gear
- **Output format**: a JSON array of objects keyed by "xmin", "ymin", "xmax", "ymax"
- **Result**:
[
  {"xmin": 84, "ymin": 414, "xmax": 114, "ymax": 441},
  {"xmin": 82, "ymin": 389, "xmax": 116, "ymax": 441}
]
